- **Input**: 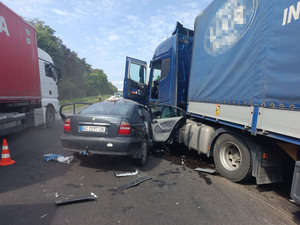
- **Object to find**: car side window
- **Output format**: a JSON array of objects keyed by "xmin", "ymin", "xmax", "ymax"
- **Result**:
[
  {"xmin": 150, "ymin": 105, "xmax": 184, "ymax": 119},
  {"xmin": 137, "ymin": 107, "xmax": 144, "ymax": 117},
  {"xmin": 161, "ymin": 107, "xmax": 171, "ymax": 118}
]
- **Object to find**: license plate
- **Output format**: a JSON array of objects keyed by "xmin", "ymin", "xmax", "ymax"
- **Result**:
[{"xmin": 81, "ymin": 125, "xmax": 106, "ymax": 133}]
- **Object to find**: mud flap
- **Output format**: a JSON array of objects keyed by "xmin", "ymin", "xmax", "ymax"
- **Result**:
[{"xmin": 251, "ymin": 143, "xmax": 284, "ymax": 185}]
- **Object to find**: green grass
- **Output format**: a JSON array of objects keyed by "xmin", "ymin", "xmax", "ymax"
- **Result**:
[{"xmin": 59, "ymin": 95, "xmax": 111, "ymax": 106}]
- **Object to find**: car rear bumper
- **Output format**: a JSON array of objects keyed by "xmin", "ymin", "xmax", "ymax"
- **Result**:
[{"xmin": 60, "ymin": 134, "xmax": 143, "ymax": 157}]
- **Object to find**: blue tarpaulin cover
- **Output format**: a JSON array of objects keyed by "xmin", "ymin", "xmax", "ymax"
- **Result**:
[{"xmin": 188, "ymin": 0, "xmax": 300, "ymax": 109}]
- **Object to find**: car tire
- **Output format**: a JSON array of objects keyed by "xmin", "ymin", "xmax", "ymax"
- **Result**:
[
  {"xmin": 213, "ymin": 133, "xmax": 252, "ymax": 183},
  {"xmin": 134, "ymin": 138, "xmax": 148, "ymax": 166},
  {"xmin": 46, "ymin": 106, "xmax": 56, "ymax": 128}
]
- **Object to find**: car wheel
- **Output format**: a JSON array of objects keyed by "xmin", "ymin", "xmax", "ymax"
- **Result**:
[
  {"xmin": 213, "ymin": 133, "xmax": 252, "ymax": 182},
  {"xmin": 134, "ymin": 138, "xmax": 148, "ymax": 166},
  {"xmin": 46, "ymin": 106, "xmax": 56, "ymax": 128}
]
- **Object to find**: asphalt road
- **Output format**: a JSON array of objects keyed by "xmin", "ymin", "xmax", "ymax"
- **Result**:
[{"xmin": 0, "ymin": 121, "xmax": 299, "ymax": 225}]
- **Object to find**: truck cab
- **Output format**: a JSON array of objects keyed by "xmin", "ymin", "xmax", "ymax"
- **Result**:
[
  {"xmin": 38, "ymin": 48, "xmax": 62, "ymax": 127},
  {"xmin": 123, "ymin": 22, "xmax": 193, "ymax": 109}
]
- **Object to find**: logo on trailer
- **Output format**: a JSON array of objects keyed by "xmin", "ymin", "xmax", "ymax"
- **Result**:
[
  {"xmin": 0, "ymin": 16, "xmax": 10, "ymax": 37},
  {"xmin": 204, "ymin": 0, "xmax": 258, "ymax": 56}
]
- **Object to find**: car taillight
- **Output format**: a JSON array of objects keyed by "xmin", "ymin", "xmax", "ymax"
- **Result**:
[
  {"xmin": 64, "ymin": 118, "xmax": 71, "ymax": 132},
  {"xmin": 117, "ymin": 120, "xmax": 131, "ymax": 135}
]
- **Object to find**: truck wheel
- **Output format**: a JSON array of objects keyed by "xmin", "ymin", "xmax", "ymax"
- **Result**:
[
  {"xmin": 134, "ymin": 138, "xmax": 148, "ymax": 166},
  {"xmin": 46, "ymin": 106, "xmax": 56, "ymax": 128},
  {"xmin": 213, "ymin": 133, "xmax": 252, "ymax": 182}
]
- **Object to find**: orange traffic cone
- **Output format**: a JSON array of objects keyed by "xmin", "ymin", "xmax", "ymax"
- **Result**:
[{"xmin": 0, "ymin": 139, "xmax": 15, "ymax": 166}]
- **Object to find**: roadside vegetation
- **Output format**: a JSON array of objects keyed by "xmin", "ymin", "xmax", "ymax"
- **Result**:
[
  {"xmin": 59, "ymin": 95, "xmax": 111, "ymax": 106},
  {"xmin": 29, "ymin": 19, "xmax": 118, "ymax": 101}
]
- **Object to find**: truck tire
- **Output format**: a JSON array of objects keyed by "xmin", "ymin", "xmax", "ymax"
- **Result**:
[
  {"xmin": 134, "ymin": 138, "xmax": 148, "ymax": 166},
  {"xmin": 46, "ymin": 106, "xmax": 55, "ymax": 128},
  {"xmin": 213, "ymin": 133, "xmax": 252, "ymax": 182}
]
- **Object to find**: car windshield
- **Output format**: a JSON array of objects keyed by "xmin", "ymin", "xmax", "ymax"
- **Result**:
[{"xmin": 80, "ymin": 100, "xmax": 132, "ymax": 116}]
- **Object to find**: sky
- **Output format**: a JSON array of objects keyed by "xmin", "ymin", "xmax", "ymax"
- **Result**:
[{"xmin": 2, "ymin": 0, "xmax": 213, "ymax": 90}]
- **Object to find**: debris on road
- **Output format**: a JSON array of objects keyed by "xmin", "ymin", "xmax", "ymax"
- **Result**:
[
  {"xmin": 40, "ymin": 214, "xmax": 48, "ymax": 219},
  {"xmin": 57, "ymin": 156, "xmax": 74, "ymax": 164},
  {"xmin": 118, "ymin": 174, "xmax": 152, "ymax": 190},
  {"xmin": 44, "ymin": 154, "xmax": 62, "ymax": 161},
  {"xmin": 195, "ymin": 167, "xmax": 216, "ymax": 174},
  {"xmin": 55, "ymin": 196, "xmax": 97, "ymax": 206},
  {"xmin": 55, "ymin": 193, "xmax": 59, "ymax": 198},
  {"xmin": 115, "ymin": 170, "xmax": 138, "ymax": 177},
  {"xmin": 44, "ymin": 154, "xmax": 74, "ymax": 164},
  {"xmin": 91, "ymin": 192, "xmax": 97, "ymax": 198}
]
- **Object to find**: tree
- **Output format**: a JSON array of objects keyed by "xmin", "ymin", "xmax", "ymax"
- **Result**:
[{"xmin": 31, "ymin": 19, "xmax": 118, "ymax": 100}]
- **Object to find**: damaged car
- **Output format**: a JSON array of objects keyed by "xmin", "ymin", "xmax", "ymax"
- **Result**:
[{"xmin": 60, "ymin": 98, "xmax": 186, "ymax": 166}]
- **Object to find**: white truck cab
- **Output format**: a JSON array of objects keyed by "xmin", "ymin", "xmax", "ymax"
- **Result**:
[{"xmin": 36, "ymin": 48, "xmax": 62, "ymax": 127}]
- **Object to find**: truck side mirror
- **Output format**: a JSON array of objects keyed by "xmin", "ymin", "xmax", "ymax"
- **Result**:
[{"xmin": 56, "ymin": 68, "xmax": 62, "ymax": 84}]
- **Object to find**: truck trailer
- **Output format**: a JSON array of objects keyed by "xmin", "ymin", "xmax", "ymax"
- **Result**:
[
  {"xmin": 123, "ymin": 0, "xmax": 300, "ymax": 203},
  {"xmin": 0, "ymin": 2, "xmax": 61, "ymax": 136}
]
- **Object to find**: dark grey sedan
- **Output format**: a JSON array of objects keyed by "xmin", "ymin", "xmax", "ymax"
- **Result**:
[{"xmin": 60, "ymin": 98, "xmax": 185, "ymax": 166}]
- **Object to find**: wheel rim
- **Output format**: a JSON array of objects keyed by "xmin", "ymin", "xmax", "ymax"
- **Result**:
[{"xmin": 219, "ymin": 141, "xmax": 242, "ymax": 171}]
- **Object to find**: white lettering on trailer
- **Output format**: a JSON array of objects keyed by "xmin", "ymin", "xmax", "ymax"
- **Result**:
[
  {"xmin": 0, "ymin": 16, "xmax": 10, "ymax": 37},
  {"xmin": 282, "ymin": 1, "xmax": 300, "ymax": 26}
]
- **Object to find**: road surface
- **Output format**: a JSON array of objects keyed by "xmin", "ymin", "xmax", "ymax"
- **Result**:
[{"xmin": 0, "ymin": 121, "xmax": 299, "ymax": 224}]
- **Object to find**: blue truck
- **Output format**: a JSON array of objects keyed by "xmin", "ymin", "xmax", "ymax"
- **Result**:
[{"xmin": 123, "ymin": 0, "xmax": 300, "ymax": 203}]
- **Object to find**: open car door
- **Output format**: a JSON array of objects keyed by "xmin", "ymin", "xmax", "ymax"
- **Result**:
[
  {"xmin": 149, "ymin": 105, "xmax": 186, "ymax": 143},
  {"xmin": 123, "ymin": 57, "xmax": 149, "ymax": 105}
]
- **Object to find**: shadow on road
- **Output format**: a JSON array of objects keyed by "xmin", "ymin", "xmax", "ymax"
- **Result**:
[
  {"xmin": 0, "ymin": 202, "xmax": 56, "ymax": 225},
  {"xmin": 0, "ymin": 120, "xmax": 71, "ymax": 194},
  {"xmin": 77, "ymin": 153, "xmax": 164, "ymax": 174}
]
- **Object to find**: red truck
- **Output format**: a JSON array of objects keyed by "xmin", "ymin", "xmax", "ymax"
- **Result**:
[{"xmin": 0, "ymin": 2, "xmax": 61, "ymax": 136}]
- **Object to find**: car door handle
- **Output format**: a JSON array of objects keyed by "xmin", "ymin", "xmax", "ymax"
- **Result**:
[{"xmin": 152, "ymin": 120, "xmax": 158, "ymax": 124}]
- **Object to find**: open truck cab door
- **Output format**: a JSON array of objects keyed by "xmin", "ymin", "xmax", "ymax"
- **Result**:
[
  {"xmin": 123, "ymin": 57, "xmax": 187, "ymax": 144},
  {"xmin": 123, "ymin": 22, "xmax": 193, "ymax": 109},
  {"xmin": 123, "ymin": 57, "xmax": 149, "ymax": 105},
  {"xmin": 123, "ymin": 52, "xmax": 178, "ymax": 107}
]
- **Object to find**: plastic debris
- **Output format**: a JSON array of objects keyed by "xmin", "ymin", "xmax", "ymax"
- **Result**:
[
  {"xmin": 55, "ymin": 196, "xmax": 96, "ymax": 206},
  {"xmin": 118, "ymin": 174, "xmax": 152, "ymax": 190},
  {"xmin": 44, "ymin": 154, "xmax": 74, "ymax": 164},
  {"xmin": 91, "ymin": 192, "xmax": 97, "ymax": 198},
  {"xmin": 55, "ymin": 193, "xmax": 59, "ymax": 198},
  {"xmin": 115, "ymin": 170, "xmax": 138, "ymax": 177},
  {"xmin": 44, "ymin": 154, "xmax": 62, "ymax": 162},
  {"xmin": 40, "ymin": 214, "xmax": 48, "ymax": 219},
  {"xmin": 80, "ymin": 150, "xmax": 91, "ymax": 156},
  {"xmin": 57, "ymin": 156, "xmax": 74, "ymax": 164},
  {"xmin": 195, "ymin": 167, "xmax": 216, "ymax": 174}
]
